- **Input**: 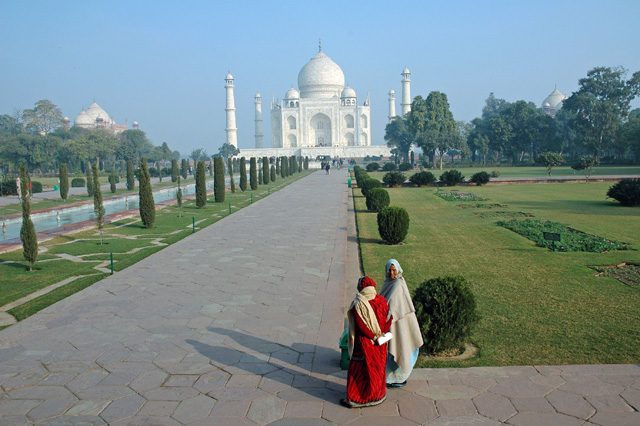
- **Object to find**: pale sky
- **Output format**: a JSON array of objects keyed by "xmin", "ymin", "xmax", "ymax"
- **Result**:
[{"xmin": 1, "ymin": 0, "xmax": 639, "ymax": 156}]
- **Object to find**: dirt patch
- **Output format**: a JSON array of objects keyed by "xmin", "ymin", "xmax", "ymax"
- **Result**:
[
  {"xmin": 421, "ymin": 343, "xmax": 479, "ymax": 361},
  {"xmin": 591, "ymin": 262, "xmax": 640, "ymax": 287}
]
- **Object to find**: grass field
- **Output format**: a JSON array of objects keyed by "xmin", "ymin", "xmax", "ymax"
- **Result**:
[
  {"xmin": 0, "ymin": 171, "xmax": 312, "ymax": 323},
  {"xmin": 353, "ymin": 180, "xmax": 640, "ymax": 367}
]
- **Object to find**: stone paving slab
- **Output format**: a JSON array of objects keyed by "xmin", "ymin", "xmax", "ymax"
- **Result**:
[{"xmin": 1, "ymin": 169, "xmax": 639, "ymax": 425}]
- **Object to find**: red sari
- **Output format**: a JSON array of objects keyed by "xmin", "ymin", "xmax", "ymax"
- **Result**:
[{"xmin": 346, "ymin": 294, "xmax": 392, "ymax": 404}]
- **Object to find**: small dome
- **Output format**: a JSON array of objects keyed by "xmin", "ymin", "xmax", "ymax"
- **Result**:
[
  {"xmin": 225, "ymin": 73, "xmax": 233, "ymax": 80},
  {"xmin": 255, "ymin": 92, "xmax": 261, "ymax": 98},
  {"xmin": 543, "ymin": 102, "xmax": 551, "ymax": 108},
  {"xmin": 402, "ymin": 67, "xmax": 411, "ymax": 75},
  {"xmin": 298, "ymin": 50, "xmax": 345, "ymax": 99},
  {"xmin": 132, "ymin": 121, "xmax": 139, "ymax": 126},
  {"xmin": 285, "ymin": 87, "xmax": 300, "ymax": 99},
  {"xmin": 96, "ymin": 115, "xmax": 104, "ymax": 122},
  {"xmin": 63, "ymin": 116, "xmax": 70, "ymax": 122},
  {"xmin": 389, "ymin": 89, "xmax": 395, "ymax": 95},
  {"xmin": 74, "ymin": 110, "xmax": 93, "ymax": 126},
  {"xmin": 341, "ymin": 86, "xmax": 357, "ymax": 98}
]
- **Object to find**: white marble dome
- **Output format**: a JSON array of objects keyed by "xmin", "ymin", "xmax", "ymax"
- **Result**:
[
  {"xmin": 285, "ymin": 87, "xmax": 300, "ymax": 99},
  {"xmin": 74, "ymin": 110, "xmax": 93, "ymax": 126},
  {"xmin": 86, "ymin": 102, "xmax": 113, "ymax": 125},
  {"xmin": 541, "ymin": 88, "xmax": 566, "ymax": 110},
  {"xmin": 298, "ymin": 50, "xmax": 345, "ymax": 99},
  {"xmin": 341, "ymin": 86, "xmax": 356, "ymax": 98}
]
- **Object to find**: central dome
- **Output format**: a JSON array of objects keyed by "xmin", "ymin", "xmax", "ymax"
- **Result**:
[{"xmin": 297, "ymin": 51, "xmax": 345, "ymax": 99}]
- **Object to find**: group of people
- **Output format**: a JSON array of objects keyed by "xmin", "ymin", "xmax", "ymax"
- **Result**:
[{"xmin": 341, "ymin": 259, "xmax": 423, "ymax": 408}]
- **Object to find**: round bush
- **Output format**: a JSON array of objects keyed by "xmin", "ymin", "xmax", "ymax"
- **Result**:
[
  {"xmin": 0, "ymin": 178, "xmax": 17, "ymax": 196},
  {"xmin": 356, "ymin": 172, "xmax": 370, "ymax": 188},
  {"xmin": 365, "ymin": 188, "xmax": 390, "ymax": 212},
  {"xmin": 31, "ymin": 181, "xmax": 43, "ymax": 193},
  {"xmin": 413, "ymin": 276, "xmax": 480, "ymax": 354},
  {"xmin": 71, "ymin": 177, "xmax": 85, "ymax": 187},
  {"xmin": 607, "ymin": 178, "xmax": 640, "ymax": 207},
  {"xmin": 382, "ymin": 171, "xmax": 406, "ymax": 187},
  {"xmin": 470, "ymin": 171, "xmax": 491, "ymax": 186},
  {"xmin": 377, "ymin": 206, "xmax": 409, "ymax": 245},
  {"xmin": 440, "ymin": 169, "xmax": 465, "ymax": 186},
  {"xmin": 361, "ymin": 178, "xmax": 382, "ymax": 197},
  {"xmin": 398, "ymin": 162, "xmax": 413, "ymax": 171},
  {"xmin": 409, "ymin": 171, "xmax": 436, "ymax": 187},
  {"xmin": 490, "ymin": 170, "xmax": 500, "ymax": 178},
  {"xmin": 382, "ymin": 162, "xmax": 397, "ymax": 171},
  {"xmin": 366, "ymin": 162, "xmax": 380, "ymax": 172}
]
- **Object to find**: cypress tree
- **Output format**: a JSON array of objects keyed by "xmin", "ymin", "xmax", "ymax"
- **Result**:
[
  {"xmin": 209, "ymin": 160, "xmax": 214, "ymax": 177},
  {"xmin": 262, "ymin": 157, "xmax": 269, "ymax": 184},
  {"xmin": 138, "ymin": 158, "xmax": 155, "ymax": 228},
  {"xmin": 93, "ymin": 164, "xmax": 106, "ymax": 244},
  {"xmin": 276, "ymin": 157, "xmax": 280, "ymax": 176},
  {"xmin": 214, "ymin": 156, "xmax": 225, "ymax": 203},
  {"xmin": 195, "ymin": 160, "xmax": 206, "ymax": 208},
  {"xmin": 280, "ymin": 156, "xmax": 286, "ymax": 178},
  {"xmin": 126, "ymin": 160, "xmax": 135, "ymax": 190},
  {"xmin": 270, "ymin": 165, "xmax": 276, "ymax": 182},
  {"xmin": 171, "ymin": 159, "xmax": 179, "ymax": 182},
  {"xmin": 181, "ymin": 158, "xmax": 188, "ymax": 180},
  {"xmin": 109, "ymin": 169, "xmax": 117, "ymax": 193},
  {"xmin": 176, "ymin": 175, "xmax": 183, "ymax": 218},
  {"xmin": 59, "ymin": 163, "xmax": 69, "ymax": 201},
  {"xmin": 297, "ymin": 157, "xmax": 302, "ymax": 173},
  {"xmin": 250, "ymin": 157, "xmax": 258, "ymax": 190},
  {"xmin": 19, "ymin": 166, "xmax": 37, "ymax": 271},
  {"xmin": 304, "ymin": 156, "xmax": 309, "ymax": 170},
  {"xmin": 228, "ymin": 157, "xmax": 235, "ymax": 193},
  {"xmin": 86, "ymin": 164, "xmax": 94, "ymax": 197},
  {"xmin": 258, "ymin": 165, "xmax": 263, "ymax": 185},
  {"xmin": 240, "ymin": 157, "xmax": 247, "ymax": 192}
]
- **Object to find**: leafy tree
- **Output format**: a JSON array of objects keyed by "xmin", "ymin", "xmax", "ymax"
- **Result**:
[
  {"xmin": 214, "ymin": 156, "xmax": 225, "ymax": 203},
  {"xmin": 571, "ymin": 156, "xmax": 598, "ymax": 181},
  {"xmin": 181, "ymin": 158, "xmax": 188, "ymax": 179},
  {"xmin": 563, "ymin": 66, "xmax": 640, "ymax": 158},
  {"xmin": 228, "ymin": 157, "xmax": 235, "ymax": 193},
  {"xmin": 239, "ymin": 157, "xmax": 247, "ymax": 191},
  {"xmin": 536, "ymin": 152, "xmax": 564, "ymax": 176},
  {"xmin": 59, "ymin": 163, "xmax": 69, "ymax": 201},
  {"xmin": 410, "ymin": 92, "xmax": 457, "ymax": 169},
  {"xmin": 126, "ymin": 160, "xmax": 135, "ymax": 190},
  {"xmin": 138, "ymin": 158, "xmax": 155, "ymax": 228},
  {"xmin": 219, "ymin": 143, "xmax": 240, "ymax": 160},
  {"xmin": 190, "ymin": 148, "xmax": 208, "ymax": 163},
  {"xmin": 195, "ymin": 160, "xmax": 207, "ymax": 208},
  {"xmin": 22, "ymin": 99, "xmax": 63, "ymax": 135},
  {"xmin": 384, "ymin": 116, "xmax": 413, "ymax": 162},
  {"xmin": 250, "ymin": 157, "xmax": 257, "ymax": 190},
  {"xmin": 85, "ymin": 164, "xmax": 94, "ymax": 197},
  {"xmin": 92, "ymin": 163, "xmax": 106, "ymax": 244},
  {"xmin": 171, "ymin": 159, "xmax": 179, "ymax": 182},
  {"xmin": 118, "ymin": 129, "xmax": 153, "ymax": 162},
  {"xmin": 262, "ymin": 157, "xmax": 269, "ymax": 184},
  {"xmin": 19, "ymin": 166, "xmax": 38, "ymax": 271}
]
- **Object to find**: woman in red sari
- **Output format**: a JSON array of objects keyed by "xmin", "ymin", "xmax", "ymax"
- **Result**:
[{"xmin": 341, "ymin": 276, "xmax": 392, "ymax": 408}]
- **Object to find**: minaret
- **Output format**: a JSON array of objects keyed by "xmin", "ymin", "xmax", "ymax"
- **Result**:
[
  {"xmin": 388, "ymin": 89, "xmax": 396, "ymax": 122},
  {"xmin": 401, "ymin": 67, "xmax": 411, "ymax": 116},
  {"xmin": 254, "ymin": 92, "xmax": 264, "ymax": 149},
  {"xmin": 225, "ymin": 73, "xmax": 238, "ymax": 148}
]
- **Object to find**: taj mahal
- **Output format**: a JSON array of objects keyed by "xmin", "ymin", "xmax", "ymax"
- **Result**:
[{"xmin": 227, "ymin": 45, "xmax": 395, "ymax": 159}]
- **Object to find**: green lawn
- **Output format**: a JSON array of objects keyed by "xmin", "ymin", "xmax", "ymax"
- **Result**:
[
  {"xmin": 0, "ymin": 171, "xmax": 313, "ymax": 320},
  {"xmin": 354, "ymin": 181, "xmax": 640, "ymax": 367}
]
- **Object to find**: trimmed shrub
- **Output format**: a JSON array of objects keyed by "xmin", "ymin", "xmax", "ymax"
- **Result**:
[
  {"xmin": 31, "ymin": 181, "xmax": 43, "ymax": 193},
  {"xmin": 138, "ymin": 158, "xmax": 155, "ymax": 228},
  {"xmin": 607, "ymin": 178, "xmax": 640, "ymax": 207},
  {"xmin": 59, "ymin": 164, "xmax": 69, "ymax": 200},
  {"xmin": 398, "ymin": 162, "xmax": 413, "ymax": 171},
  {"xmin": 382, "ymin": 162, "xmax": 397, "ymax": 171},
  {"xmin": 365, "ymin": 188, "xmax": 390, "ymax": 212},
  {"xmin": 413, "ymin": 276, "xmax": 479, "ymax": 354},
  {"xmin": 240, "ymin": 157, "xmax": 247, "ymax": 191},
  {"xmin": 270, "ymin": 165, "xmax": 276, "ymax": 182},
  {"xmin": 304, "ymin": 156, "xmax": 309, "ymax": 170},
  {"xmin": 356, "ymin": 172, "xmax": 369, "ymax": 187},
  {"xmin": 1, "ymin": 178, "xmax": 18, "ymax": 196},
  {"xmin": 470, "ymin": 171, "xmax": 491, "ymax": 186},
  {"xmin": 214, "ymin": 156, "xmax": 225, "ymax": 202},
  {"xmin": 366, "ymin": 162, "xmax": 380, "ymax": 172},
  {"xmin": 228, "ymin": 157, "xmax": 235, "ymax": 193},
  {"xmin": 262, "ymin": 157, "xmax": 269, "ymax": 184},
  {"xmin": 383, "ymin": 171, "xmax": 406, "ymax": 187},
  {"xmin": 92, "ymin": 164, "xmax": 106, "ymax": 243},
  {"xmin": 109, "ymin": 170, "xmax": 117, "ymax": 193},
  {"xmin": 85, "ymin": 166, "xmax": 93, "ymax": 197},
  {"xmin": 440, "ymin": 169, "xmax": 464, "ymax": 187},
  {"xmin": 250, "ymin": 157, "xmax": 258, "ymax": 190},
  {"xmin": 71, "ymin": 177, "xmax": 85, "ymax": 187},
  {"xmin": 171, "ymin": 159, "xmax": 179, "ymax": 182},
  {"xmin": 361, "ymin": 178, "xmax": 382, "ymax": 197},
  {"xmin": 195, "ymin": 160, "xmax": 207, "ymax": 208},
  {"xmin": 19, "ymin": 167, "xmax": 37, "ymax": 271},
  {"xmin": 126, "ymin": 160, "xmax": 135, "ymax": 190},
  {"xmin": 490, "ymin": 170, "xmax": 500, "ymax": 178},
  {"xmin": 409, "ymin": 171, "xmax": 436, "ymax": 187},
  {"xmin": 181, "ymin": 158, "xmax": 188, "ymax": 179},
  {"xmin": 377, "ymin": 206, "xmax": 410, "ymax": 245}
]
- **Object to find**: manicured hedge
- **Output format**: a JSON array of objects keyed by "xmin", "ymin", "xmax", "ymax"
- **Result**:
[
  {"xmin": 365, "ymin": 188, "xmax": 390, "ymax": 212},
  {"xmin": 377, "ymin": 206, "xmax": 409, "ymax": 245}
]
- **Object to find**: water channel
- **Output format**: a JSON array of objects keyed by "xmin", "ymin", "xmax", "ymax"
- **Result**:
[{"xmin": 1, "ymin": 183, "xmax": 200, "ymax": 241}]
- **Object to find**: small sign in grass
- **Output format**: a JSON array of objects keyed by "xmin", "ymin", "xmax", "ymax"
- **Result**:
[
  {"xmin": 497, "ymin": 219, "xmax": 627, "ymax": 252},
  {"xmin": 437, "ymin": 191, "xmax": 487, "ymax": 202}
]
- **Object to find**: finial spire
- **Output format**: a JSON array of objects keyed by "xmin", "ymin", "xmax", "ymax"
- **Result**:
[{"xmin": 319, "ymin": 39, "xmax": 322, "ymax": 52}]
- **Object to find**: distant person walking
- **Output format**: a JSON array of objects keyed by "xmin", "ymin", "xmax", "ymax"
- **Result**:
[
  {"xmin": 325, "ymin": 163, "xmax": 330, "ymax": 175},
  {"xmin": 342, "ymin": 276, "xmax": 392, "ymax": 408},
  {"xmin": 379, "ymin": 259, "xmax": 423, "ymax": 388}
]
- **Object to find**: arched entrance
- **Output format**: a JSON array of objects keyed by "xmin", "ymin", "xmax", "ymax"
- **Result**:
[{"xmin": 309, "ymin": 113, "xmax": 331, "ymax": 147}]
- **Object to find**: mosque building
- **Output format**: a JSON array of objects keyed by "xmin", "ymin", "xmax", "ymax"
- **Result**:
[
  {"xmin": 541, "ymin": 87, "xmax": 567, "ymax": 116},
  {"xmin": 230, "ymin": 45, "xmax": 393, "ymax": 159},
  {"xmin": 73, "ymin": 101, "xmax": 136, "ymax": 134}
]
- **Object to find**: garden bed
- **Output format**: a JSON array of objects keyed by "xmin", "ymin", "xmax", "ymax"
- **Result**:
[
  {"xmin": 591, "ymin": 263, "xmax": 640, "ymax": 287},
  {"xmin": 437, "ymin": 191, "xmax": 487, "ymax": 202}
]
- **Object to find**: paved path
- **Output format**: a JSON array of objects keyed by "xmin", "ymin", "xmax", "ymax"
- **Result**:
[{"xmin": 0, "ymin": 170, "xmax": 638, "ymax": 425}]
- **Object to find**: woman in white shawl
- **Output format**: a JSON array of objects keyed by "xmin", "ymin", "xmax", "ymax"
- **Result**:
[{"xmin": 379, "ymin": 259, "xmax": 423, "ymax": 387}]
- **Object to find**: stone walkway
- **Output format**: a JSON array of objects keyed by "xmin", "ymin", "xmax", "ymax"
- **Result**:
[{"xmin": 0, "ymin": 169, "xmax": 638, "ymax": 425}]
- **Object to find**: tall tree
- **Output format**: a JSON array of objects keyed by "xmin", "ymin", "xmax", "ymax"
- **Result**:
[
  {"xmin": 190, "ymin": 148, "xmax": 208, "ymax": 163},
  {"xmin": 239, "ymin": 157, "xmax": 247, "ymax": 192},
  {"xmin": 384, "ymin": 117, "xmax": 413, "ymax": 162},
  {"xmin": 219, "ymin": 143, "xmax": 240, "ymax": 160},
  {"xmin": 92, "ymin": 163, "xmax": 106, "ymax": 244},
  {"xmin": 126, "ymin": 160, "xmax": 135, "ymax": 190},
  {"xmin": 59, "ymin": 163, "xmax": 69, "ymax": 201},
  {"xmin": 171, "ymin": 159, "xmax": 179, "ymax": 182},
  {"xmin": 249, "ymin": 157, "xmax": 257, "ymax": 190},
  {"xmin": 262, "ymin": 157, "xmax": 269, "ymax": 184},
  {"xmin": 195, "ymin": 160, "xmax": 207, "ymax": 208},
  {"xmin": 138, "ymin": 158, "xmax": 155, "ymax": 228},
  {"xmin": 109, "ymin": 168, "xmax": 117, "ymax": 193},
  {"xmin": 228, "ymin": 157, "xmax": 235, "ymax": 193},
  {"xmin": 176, "ymin": 175, "xmax": 183, "ymax": 218},
  {"xmin": 22, "ymin": 99, "xmax": 63, "ymax": 135},
  {"xmin": 19, "ymin": 166, "xmax": 38, "ymax": 271},
  {"xmin": 214, "ymin": 156, "xmax": 225, "ymax": 203},
  {"xmin": 563, "ymin": 66, "xmax": 640, "ymax": 158}
]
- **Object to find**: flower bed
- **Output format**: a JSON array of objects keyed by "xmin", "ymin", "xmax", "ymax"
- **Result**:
[
  {"xmin": 437, "ymin": 191, "xmax": 487, "ymax": 202},
  {"xmin": 457, "ymin": 203, "xmax": 506, "ymax": 209},
  {"xmin": 591, "ymin": 263, "xmax": 640, "ymax": 287},
  {"xmin": 497, "ymin": 219, "xmax": 627, "ymax": 252},
  {"xmin": 474, "ymin": 211, "xmax": 534, "ymax": 218}
]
